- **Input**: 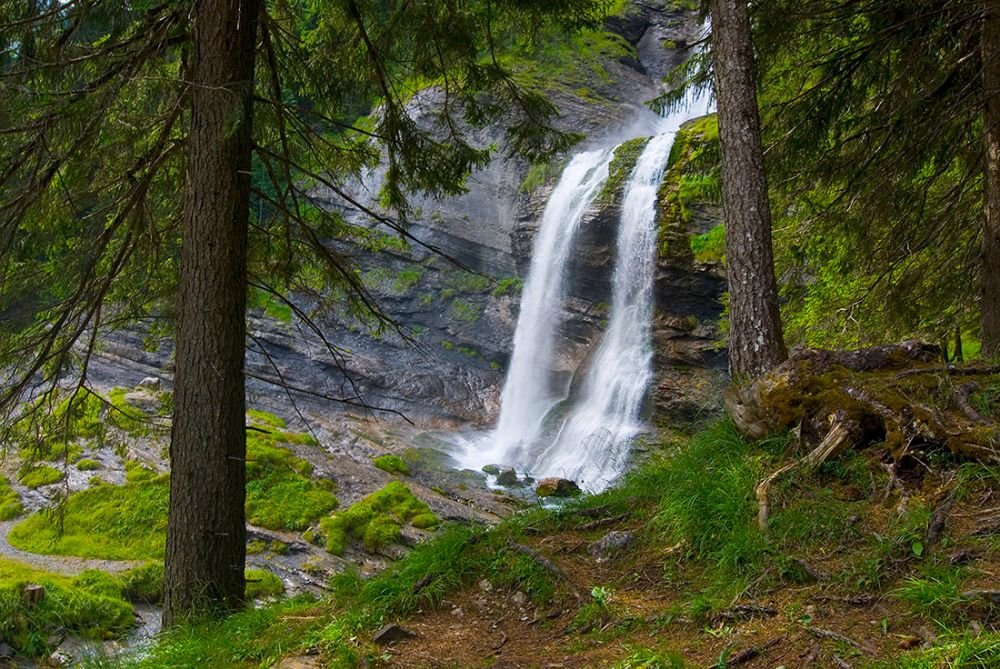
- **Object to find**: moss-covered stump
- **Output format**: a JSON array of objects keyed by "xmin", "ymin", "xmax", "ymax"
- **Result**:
[{"xmin": 725, "ymin": 341, "xmax": 1000, "ymax": 464}]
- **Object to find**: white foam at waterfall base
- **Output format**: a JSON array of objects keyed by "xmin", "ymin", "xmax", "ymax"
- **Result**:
[{"xmin": 457, "ymin": 91, "xmax": 712, "ymax": 493}]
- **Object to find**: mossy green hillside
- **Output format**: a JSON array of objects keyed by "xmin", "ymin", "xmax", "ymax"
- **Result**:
[{"xmin": 318, "ymin": 481, "xmax": 439, "ymax": 555}]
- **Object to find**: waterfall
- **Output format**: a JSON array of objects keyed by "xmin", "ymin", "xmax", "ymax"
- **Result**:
[
  {"xmin": 458, "ymin": 92, "xmax": 711, "ymax": 492},
  {"xmin": 464, "ymin": 148, "xmax": 614, "ymax": 469}
]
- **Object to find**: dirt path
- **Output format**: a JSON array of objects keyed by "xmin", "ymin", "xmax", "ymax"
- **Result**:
[{"xmin": 0, "ymin": 520, "xmax": 143, "ymax": 574}]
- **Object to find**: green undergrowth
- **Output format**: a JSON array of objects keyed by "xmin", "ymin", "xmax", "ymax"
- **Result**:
[
  {"xmin": 84, "ymin": 419, "xmax": 1000, "ymax": 668},
  {"xmin": 82, "ymin": 597, "xmax": 328, "ymax": 669},
  {"xmin": 11, "ymin": 411, "xmax": 334, "ymax": 559},
  {"xmin": 9, "ymin": 461, "xmax": 170, "ymax": 560},
  {"xmin": 0, "ymin": 558, "xmax": 140, "ymax": 657},
  {"xmin": 0, "ymin": 476, "xmax": 24, "ymax": 520},
  {"xmin": 317, "ymin": 481, "xmax": 439, "ymax": 555}
]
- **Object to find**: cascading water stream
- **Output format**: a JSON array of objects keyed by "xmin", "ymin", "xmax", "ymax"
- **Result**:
[
  {"xmin": 462, "ymin": 149, "xmax": 614, "ymax": 469},
  {"xmin": 527, "ymin": 95, "xmax": 709, "ymax": 489},
  {"xmin": 458, "ymin": 89, "xmax": 711, "ymax": 492}
]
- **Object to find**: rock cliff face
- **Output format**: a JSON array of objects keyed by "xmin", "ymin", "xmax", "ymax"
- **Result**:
[{"xmin": 89, "ymin": 1, "xmax": 725, "ymax": 431}]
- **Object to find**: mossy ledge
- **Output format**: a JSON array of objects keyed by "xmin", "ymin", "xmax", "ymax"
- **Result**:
[
  {"xmin": 596, "ymin": 136, "xmax": 650, "ymax": 207},
  {"xmin": 657, "ymin": 113, "xmax": 721, "ymax": 266}
]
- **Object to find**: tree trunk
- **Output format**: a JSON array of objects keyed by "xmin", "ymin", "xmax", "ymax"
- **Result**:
[
  {"xmin": 710, "ymin": 0, "xmax": 788, "ymax": 378},
  {"xmin": 163, "ymin": 0, "xmax": 258, "ymax": 626},
  {"xmin": 983, "ymin": 0, "xmax": 1000, "ymax": 357}
]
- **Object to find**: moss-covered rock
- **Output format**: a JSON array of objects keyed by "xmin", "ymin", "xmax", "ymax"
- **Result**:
[
  {"xmin": 657, "ymin": 114, "xmax": 721, "ymax": 267},
  {"xmin": 597, "ymin": 136, "xmax": 650, "ymax": 207},
  {"xmin": 372, "ymin": 454, "xmax": 410, "ymax": 476},
  {"xmin": 319, "ymin": 481, "xmax": 439, "ymax": 555}
]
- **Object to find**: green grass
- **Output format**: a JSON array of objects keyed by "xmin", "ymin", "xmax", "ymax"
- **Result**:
[
  {"xmin": 652, "ymin": 421, "xmax": 771, "ymax": 577},
  {"xmin": 9, "ymin": 462, "xmax": 169, "ymax": 560},
  {"xmin": 0, "ymin": 476, "xmax": 24, "ymax": 520},
  {"xmin": 892, "ymin": 566, "xmax": 968, "ymax": 623},
  {"xmin": 372, "ymin": 454, "xmax": 410, "ymax": 476},
  {"xmin": 318, "ymin": 481, "xmax": 439, "ymax": 555},
  {"xmin": 11, "ymin": 415, "xmax": 335, "ymax": 558},
  {"xmin": 18, "ymin": 464, "xmax": 65, "ymax": 488},
  {"xmin": 0, "ymin": 558, "xmax": 135, "ymax": 657},
  {"xmin": 76, "ymin": 457, "xmax": 102, "ymax": 471},
  {"xmin": 81, "ymin": 597, "xmax": 327, "ymax": 669},
  {"xmin": 865, "ymin": 632, "xmax": 1000, "ymax": 668},
  {"xmin": 245, "ymin": 568, "xmax": 284, "ymax": 600}
]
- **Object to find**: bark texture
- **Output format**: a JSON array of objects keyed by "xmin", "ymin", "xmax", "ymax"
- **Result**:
[
  {"xmin": 710, "ymin": 0, "xmax": 787, "ymax": 378},
  {"xmin": 163, "ymin": 0, "xmax": 258, "ymax": 625},
  {"xmin": 983, "ymin": 0, "xmax": 1000, "ymax": 357}
]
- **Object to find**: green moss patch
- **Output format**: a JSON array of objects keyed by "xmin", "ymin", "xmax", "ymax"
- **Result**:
[
  {"xmin": 597, "ymin": 137, "xmax": 650, "ymax": 206},
  {"xmin": 0, "ymin": 558, "xmax": 135, "ymax": 657},
  {"xmin": 246, "ymin": 473, "xmax": 338, "ymax": 531},
  {"xmin": 690, "ymin": 223, "xmax": 726, "ymax": 263},
  {"xmin": 319, "ymin": 481, "xmax": 439, "ymax": 555},
  {"xmin": 658, "ymin": 114, "xmax": 721, "ymax": 266},
  {"xmin": 75, "ymin": 457, "xmax": 102, "ymax": 471},
  {"xmin": 9, "ymin": 462, "xmax": 169, "ymax": 560},
  {"xmin": 372, "ymin": 454, "xmax": 410, "ymax": 476},
  {"xmin": 18, "ymin": 464, "xmax": 65, "ymax": 489},
  {"xmin": 245, "ymin": 421, "xmax": 338, "ymax": 531},
  {"xmin": 0, "ymin": 477, "xmax": 24, "ymax": 520},
  {"xmin": 245, "ymin": 568, "xmax": 284, "ymax": 600}
]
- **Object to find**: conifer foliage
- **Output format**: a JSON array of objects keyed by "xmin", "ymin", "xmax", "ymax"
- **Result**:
[{"xmin": 0, "ymin": 0, "xmax": 604, "ymax": 622}]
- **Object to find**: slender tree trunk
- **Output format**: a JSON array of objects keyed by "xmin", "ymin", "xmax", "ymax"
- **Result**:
[
  {"xmin": 983, "ymin": 0, "xmax": 1000, "ymax": 357},
  {"xmin": 163, "ymin": 0, "xmax": 258, "ymax": 625},
  {"xmin": 710, "ymin": 0, "xmax": 787, "ymax": 379}
]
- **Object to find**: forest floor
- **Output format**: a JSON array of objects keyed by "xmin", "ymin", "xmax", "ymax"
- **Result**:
[
  {"xmin": 84, "ymin": 419, "xmax": 999, "ymax": 669},
  {"xmin": 363, "ymin": 437, "xmax": 1000, "ymax": 668}
]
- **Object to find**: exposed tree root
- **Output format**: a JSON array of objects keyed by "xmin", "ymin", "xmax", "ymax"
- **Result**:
[
  {"xmin": 806, "ymin": 625, "xmax": 876, "ymax": 654},
  {"xmin": 756, "ymin": 413, "xmax": 860, "ymax": 530},
  {"xmin": 726, "ymin": 341, "xmax": 1000, "ymax": 465}
]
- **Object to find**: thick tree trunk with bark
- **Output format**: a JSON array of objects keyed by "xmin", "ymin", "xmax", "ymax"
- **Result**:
[
  {"xmin": 163, "ymin": 0, "xmax": 258, "ymax": 625},
  {"xmin": 710, "ymin": 0, "xmax": 787, "ymax": 379},
  {"xmin": 983, "ymin": 0, "xmax": 1000, "ymax": 357}
]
